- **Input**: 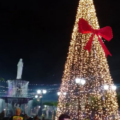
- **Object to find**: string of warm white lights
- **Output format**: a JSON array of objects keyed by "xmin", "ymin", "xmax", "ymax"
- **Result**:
[
  {"xmin": 0, "ymin": 85, "xmax": 59, "ymax": 98},
  {"xmin": 55, "ymin": 0, "xmax": 120, "ymax": 119},
  {"xmin": 0, "ymin": 81, "xmax": 59, "ymax": 86}
]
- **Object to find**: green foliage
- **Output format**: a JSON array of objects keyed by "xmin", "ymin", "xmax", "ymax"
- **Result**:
[
  {"xmin": 43, "ymin": 101, "xmax": 58, "ymax": 106},
  {"xmin": 0, "ymin": 78, "xmax": 5, "ymax": 82},
  {"xmin": 53, "ymin": 102, "xmax": 58, "ymax": 106}
]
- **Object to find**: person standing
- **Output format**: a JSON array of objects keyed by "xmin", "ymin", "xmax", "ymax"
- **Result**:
[
  {"xmin": 59, "ymin": 114, "xmax": 70, "ymax": 120},
  {"xmin": 10, "ymin": 108, "xmax": 24, "ymax": 120},
  {"xmin": 0, "ymin": 111, "xmax": 5, "ymax": 120}
]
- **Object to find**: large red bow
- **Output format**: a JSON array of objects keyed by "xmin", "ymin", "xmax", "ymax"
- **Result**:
[{"xmin": 78, "ymin": 18, "xmax": 113, "ymax": 57}]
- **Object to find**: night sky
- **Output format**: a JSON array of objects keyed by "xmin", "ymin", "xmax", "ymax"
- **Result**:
[{"xmin": 0, "ymin": 0, "xmax": 120, "ymax": 84}]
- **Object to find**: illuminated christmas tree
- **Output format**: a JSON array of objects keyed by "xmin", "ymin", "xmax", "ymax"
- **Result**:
[{"xmin": 56, "ymin": 0, "xmax": 120, "ymax": 120}]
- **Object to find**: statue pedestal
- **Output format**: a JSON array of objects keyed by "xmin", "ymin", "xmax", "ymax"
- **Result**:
[
  {"xmin": 0, "ymin": 79, "xmax": 33, "ymax": 116},
  {"xmin": 7, "ymin": 79, "xmax": 29, "ymax": 98}
]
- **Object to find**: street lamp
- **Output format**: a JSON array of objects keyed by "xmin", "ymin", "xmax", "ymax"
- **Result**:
[
  {"xmin": 37, "ymin": 90, "xmax": 41, "ymax": 94},
  {"xmin": 103, "ymin": 85, "xmax": 109, "ymax": 90},
  {"xmin": 103, "ymin": 84, "xmax": 117, "ymax": 91},
  {"xmin": 44, "ymin": 105, "xmax": 47, "ymax": 108},
  {"xmin": 75, "ymin": 78, "xmax": 86, "ymax": 120},
  {"xmin": 111, "ymin": 85, "xmax": 117, "ymax": 90},
  {"xmin": 57, "ymin": 92, "xmax": 61, "ymax": 96},
  {"xmin": 36, "ymin": 90, "xmax": 47, "ymax": 98},
  {"xmin": 75, "ymin": 78, "xmax": 81, "ymax": 84},
  {"xmin": 37, "ymin": 89, "xmax": 47, "ymax": 95},
  {"xmin": 35, "ymin": 89, "xmax": 47, "ymax": 116},
  {"xmin": 35, "ymin": 95, "xmax": 38, "ymax": 98},
  {"xmin": 57, "ymin": 92, "xmax": 67, "ymax": 96},
  {"xmin": 75, "ymin": 78, "xmax": 86, "ymax": 85},
  {"xmin": 80, "ymin": 79, "xmax": 86, "ymax": 85},
  {"xmin": 63, "ymin": 92, "xmax": 67, "ymax": 96},
  {"xmin": 43, "ymin": 90, "xmax": 47, "ymax": 94}
]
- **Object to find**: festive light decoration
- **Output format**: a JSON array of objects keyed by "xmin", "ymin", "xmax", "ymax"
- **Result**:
[
  {"xmin": 111, "ymin": 85, "xmax": 117, "ymax": 91},
  {"xmin": 78, "ymin": 18, "xmax": 113, "ymax": 57},
  {"xmin": 55, "ymin": 0, "xmax": 119, "ymax": 119},
  {"xmin": 103, "ymin": 84, "xmax": 109, "ymax": 90},
  {"xmin": 75, "ymin": 78, "xmax": 86, "ymax": 85},
  {"xmin": 57, "ymin": 92, "xmax": 61, "ymax": 96},
  {"xmin": 63, "ymin": 92, "xmax": 67, "ymax": 96}
]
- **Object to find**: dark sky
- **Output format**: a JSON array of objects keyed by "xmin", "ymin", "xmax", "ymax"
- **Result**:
[{"xmin": 0, "ymin": 0, "xmax": 120, "ymax": 84}]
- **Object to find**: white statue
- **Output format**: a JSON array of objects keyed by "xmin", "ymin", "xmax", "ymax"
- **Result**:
[{"xmin": 16, "ymin": 58, "xmax": 23, "ymax": 79}]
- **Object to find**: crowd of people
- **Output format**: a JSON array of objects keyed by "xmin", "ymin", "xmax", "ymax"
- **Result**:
[
  {"xmin": 0, "ymin": 108, "xmax": 70, "ymax": 120},
  {"xmin": 0, "ymin": 108, "xmax": 42, "ymax": 120}
]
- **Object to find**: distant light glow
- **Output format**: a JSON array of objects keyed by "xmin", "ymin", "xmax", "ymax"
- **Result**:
[
  {"xmin": 57, "ymin": 92, "xmax": 61, "ymax": 96},
  {"xmin": 103, "ymin": 85, "xmax": 109, "ymax": 90},
  {"xmin": 44, "ymin": 105, "xmax": 47, "ymax": 108},
  {"xmin": 35, "ymin": 95, "xmax": 38, "ymax": 98},
  {"xmin": 37, "ymin": 90, "xmax": 41, "ymax": 94},
  {"xmin": 75, "ymin": 78, "xmax": 81, "ymax": 84},
  {"xmin": 81, "ymin": 79, "xmax": 86, "ymax": 85},
  {"xmin": 63, "ymin": 92, "xmax": 67, "ymax": 96},
  {"xmin": 43, "ymin": 90, "xmax": 47, "ymax": 94},
  {"xmin": 111, "ymin": 85, "xmax": 117, "ymax": 90},
  {"xmin": 75, "ymin": 78, "xmax": 86, "ymax": 85}
]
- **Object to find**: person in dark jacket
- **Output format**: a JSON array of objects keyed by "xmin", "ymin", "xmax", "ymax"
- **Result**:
[
  {"xmin": 24, "ymin": 114, "xmax": 30, "ymax": 120},
  {"xmin": 0, "ymin": 111, "xmax": 5, "ymax": 120},
  {"xmin": 34, "ymin": 115, "xmax": 39, "ymax": 120},
  {"xmin": 59, "ymin": 114, "xmax": 70, "ymax": 120}
]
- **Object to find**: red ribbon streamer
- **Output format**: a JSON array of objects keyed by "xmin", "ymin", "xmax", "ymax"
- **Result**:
[{"xmin": 78, "ymin": 18, "xmax": 113, "ymax": 57}]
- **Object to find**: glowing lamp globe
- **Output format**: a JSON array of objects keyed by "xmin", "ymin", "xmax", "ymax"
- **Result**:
[
  {"xmin": 43, "ymin": 90, "xmax": 47, "ymax": 94},
  {"xmin": 57, "ymin": 92, "xmax": 61, "ymax": 96},
  {"xmin": 37, "ymin": 90, "xmax": 41, "ymax": 94},
  {"xmin": 63, "ymin": 92, "xmax": 67, "ymax": 96},
  {"xmin": 103, "ymin": 85, "xmax": 109, "ymax": 90},
  {"xmin": 111, "ymin": 85, "xmax": 117, "ymax": 90},
  {"xmin": 35, "ymin": 95, "xmax": 38, "ymax": 98},
  {"xmin": 80, "ymin": 79, "xmax": 86, "ymax": 85},
  {"xmin": 75, "ymin": 78, "xmax": 86, "ymax": 85},
  {"xmin": 44, "ymin": 105, "xmax": 47, "ymax": 108},
  {"xmin": 75, "ymin": 78, "xmax": 81, "ymax": 84}
]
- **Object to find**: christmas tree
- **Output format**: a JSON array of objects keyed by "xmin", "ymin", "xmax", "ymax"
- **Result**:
[{"xmin": 56, "ymin": 0, "xmax": 119, "ymax": 120}]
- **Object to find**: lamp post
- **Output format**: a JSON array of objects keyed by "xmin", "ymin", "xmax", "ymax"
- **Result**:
[
  {"xmin": 57, "ymin": 92, "xmax": 61, "ymax": 96},
  {"xmin": 57, "ymin": 92, "xmax": 67, "ymax": 96},
  {"xmin": 35, "ymin": 89, "xmax": 47, "ymax": 116},
  {"xmin": 75, "ymin": 78, "xmax": 86, "ymax": 120},
  {"xmin": 75, "ymin": 78, "xmax": 86, "ymax": 85},
  {"xmin": 103, "ymin": 84, "xmax": 117, "ymax": 91},
  {"xmin": 57, "ymin": 78, "xmax": 86, "ymax": 120}
]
